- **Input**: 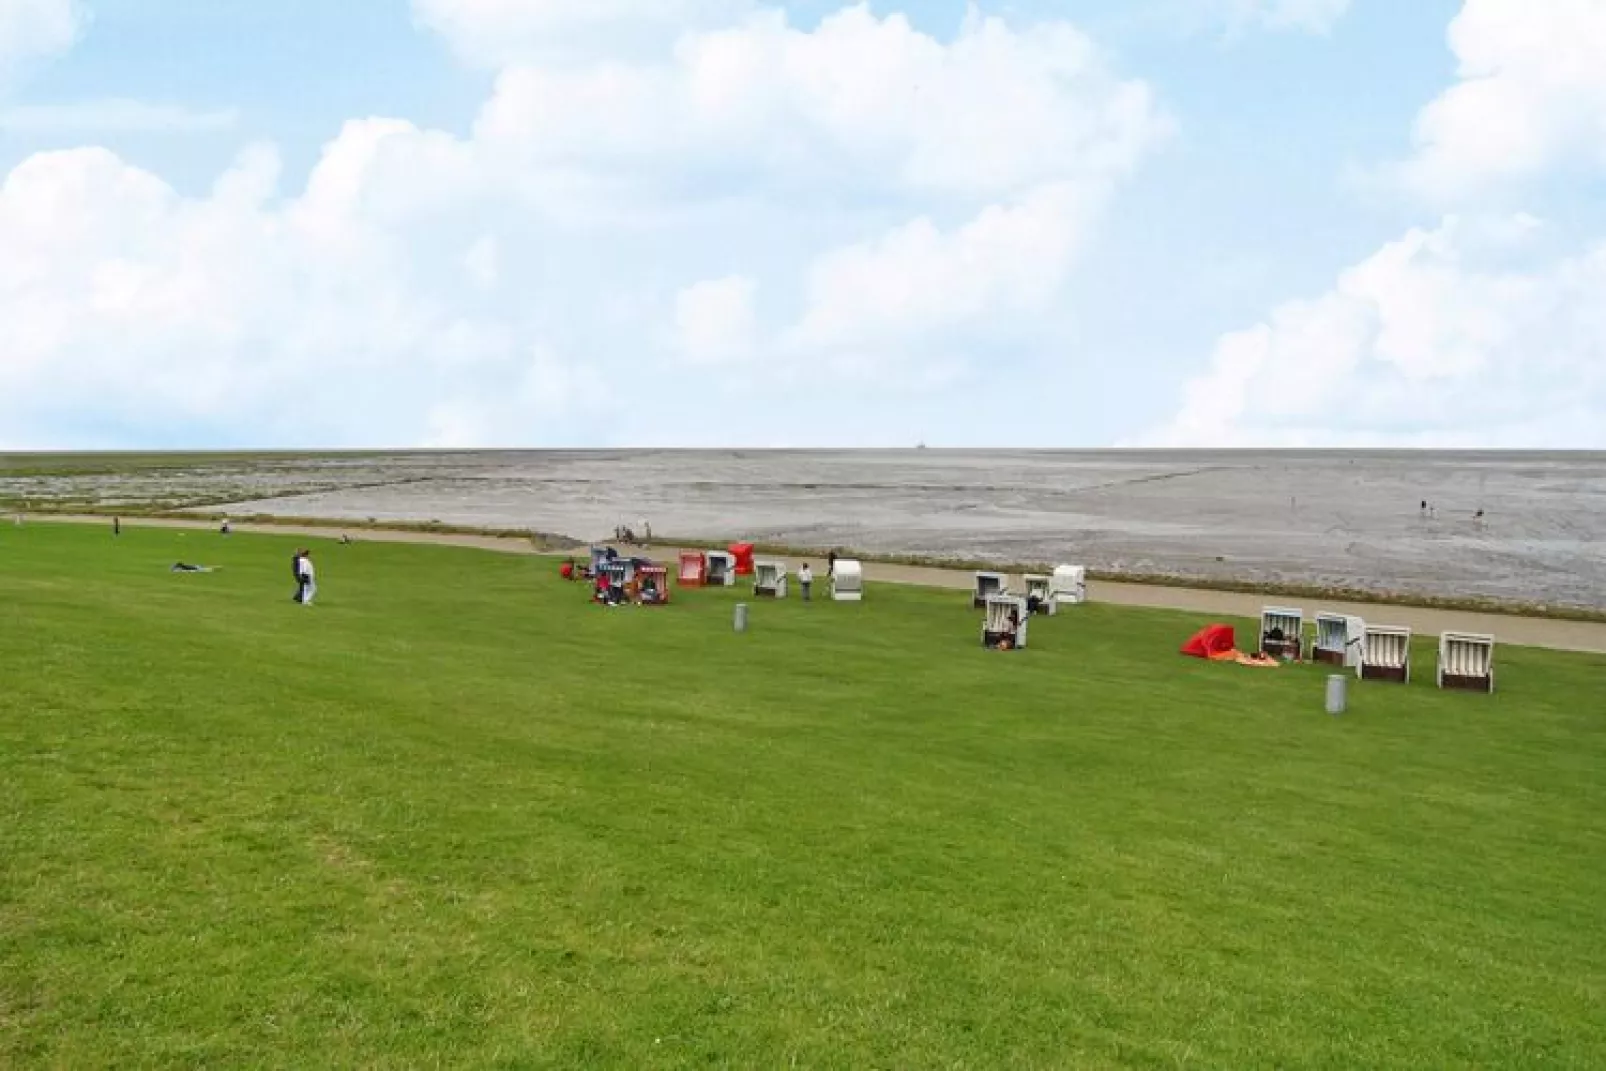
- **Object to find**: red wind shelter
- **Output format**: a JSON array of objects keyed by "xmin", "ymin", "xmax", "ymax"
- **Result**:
[{"xmin": 1181, "ymin": 624, "xmax": 1237, "ymax": 659}]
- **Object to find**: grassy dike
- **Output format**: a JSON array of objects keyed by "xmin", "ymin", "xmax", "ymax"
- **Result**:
[{"xmin": 3, "ymin": 522, "xmax": 1604, "ymax": 1067}]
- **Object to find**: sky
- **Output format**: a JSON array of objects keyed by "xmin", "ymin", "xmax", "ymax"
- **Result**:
[{"xmin": 1, "ymin": 0, "xmax": 1603, "ymax": 449}]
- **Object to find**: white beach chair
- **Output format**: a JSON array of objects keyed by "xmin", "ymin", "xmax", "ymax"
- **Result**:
[
  {"xmin": 972, "ymin": 571, "xmax": 1008, "ymax": 609},
  {"xmin": 1359, "ymin": 625, "xmax": 1412, "ymax": 684},
  {"xmin": 1311, "ymin": 613, "xmax": 1365, "ymax": 669},
  {"xmin": 1049, "ymin": 564, "xmax": 1086, "ymax": 610},
  {"xmin": 1437, "ymin": 632, "xmax": 1495, "ymax": 693},
  {"xmin": 1023, "ymin": 574, "xmax": 1054, "ymax": 615},
  {"xmin": 753, "ymin": 560, "xmax": 787, "ymax": 598},
  {"xmin": 1259, "ymin": 606, "xmax": 1305, "ymax": 661},
  {"xmin": 830, "ymin": 559, "xmax": 863, "ymax": 602},
  {"xmin": 982, "ymin": 595, "xmax": 1029, "ymax": 650},
  {"xmin": 705, "ymin": 550, "xmax": 736, "ymax": 588}
]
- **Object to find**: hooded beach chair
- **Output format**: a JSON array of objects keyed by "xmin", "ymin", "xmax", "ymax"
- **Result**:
[
  {"xmin": 830, "ymin": 559, "xmax": 863, "ymax": 601},
  {"xmin": 636, "ymin": 565, "xmax": 670, "ymax": 605},
  {"xmin": 1437, "ymin": 632, "xmax": 1494, "ymax": 693},
  {"xmin": 1311, "ymin": 613, "xmax": 1365, "ymax": 668},
  {"xmin": 1359, "ymin": 625, "xmax": 1412, "ymax": 683},
  {"xmin": 982, "ymin": 595, "xmax": 1029, "ymax": 650},
  {"xmin": 705, "ymin": 551, "xmax": 735, "ymax": 587},
  {"xmin": 1049, "ymin": 565, "xmax": 1086, "ymax": 610},
  {"xmin": 753, "ymin": 560, "xmax": 787, "ymax": 598},
  {"xmin": 1023, "ymin": 574, "xmax": 1054, "ymax": 616},
  {"xmin": 677, "ymin": 551, "xmax": 706, "ymax": 587},
  {"xmin": 1259, "ymin": 607, "xmax": 1305, "ymax": 661},
  {"xmin": 972, "ymin": 571, "xmax": 1008, "ymax": 609}
]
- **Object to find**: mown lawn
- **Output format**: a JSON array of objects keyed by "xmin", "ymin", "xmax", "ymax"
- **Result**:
[{"xmin": 2, "ymin": 522, "xmax": 1603, "ymax": 1069}]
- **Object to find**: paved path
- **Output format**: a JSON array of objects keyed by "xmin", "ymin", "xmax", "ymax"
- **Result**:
[{"xmin": 29, "ymin": 514, "xmax": 1606, "ymax": 655}]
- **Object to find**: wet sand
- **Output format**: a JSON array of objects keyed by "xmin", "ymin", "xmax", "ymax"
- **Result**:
[
  {"xmin": 34, "ymin": 514, "xmax": 1606, "ymax": 655},
  {"xmin": 8, "ymin": 450, "xmax": 1605, "ymax": 610}
]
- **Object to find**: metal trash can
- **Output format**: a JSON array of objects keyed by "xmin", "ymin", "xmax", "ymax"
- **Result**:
[
  {"xmin": 1325, "ymin": 674, "xmax": 1347, "ymax": 715},
  {"xmin": 734, "ymin": 603, "xmax": 748, "ymax": 633}
]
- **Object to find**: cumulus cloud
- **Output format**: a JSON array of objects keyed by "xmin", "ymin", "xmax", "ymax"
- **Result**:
[
  {"xmin": 473, "ymin": 6, "xmax": 1167, "ymax": 201},
  {"xmin": 786, "ymin": 181, "xmax": 1101, "ymax": 353},
  {"xmin": 0, "ymin": 0, "xmax": 85, "ymax": 83},
  {"xmin": 1142, "ymin": 217, "xmax": 1606, "ymax": 448},
  {"xmin": 1394, "ymin": 0, "xmax": 1606, "ymax": 201},
  {"xmin": 0, "ymin": 2, "xmax": 1167, "ymax": 447}
]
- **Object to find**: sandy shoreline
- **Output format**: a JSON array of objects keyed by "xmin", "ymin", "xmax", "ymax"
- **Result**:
[{"xmin": 29, "ymin": 513, "xmax": 1606, "ymax": 655}]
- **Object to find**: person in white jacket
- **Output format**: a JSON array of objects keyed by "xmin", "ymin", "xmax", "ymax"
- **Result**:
[{"xmin": 298, "ymin": 549, "xmax": 317, "ymax": 605}]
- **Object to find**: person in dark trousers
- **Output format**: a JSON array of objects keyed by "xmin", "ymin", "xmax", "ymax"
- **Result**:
[
  {"xmin": 827, "ymin": 551, "xmax": 837, "ymax": 579},
  {"xmin": 291, "ymin": 549, "xmax": 307, "ymax": 603},
  {"xmin": 112, "ymin": 517, "xmax": 120, "ymax": 536},
  {"xmin": 799, "ymin": 562, "xmax": 813, "ymax": 601}
]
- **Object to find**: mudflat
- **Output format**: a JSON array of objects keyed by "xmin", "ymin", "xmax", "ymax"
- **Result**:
[{"xmin": 4, "ymin": 449, "xmax": 1603, "ymax": 610}]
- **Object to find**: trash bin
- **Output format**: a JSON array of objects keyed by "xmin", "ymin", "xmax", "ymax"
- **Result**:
[{"xmin": 1325, "ymin": 674, "xmax": 1347, "ymax": 715}]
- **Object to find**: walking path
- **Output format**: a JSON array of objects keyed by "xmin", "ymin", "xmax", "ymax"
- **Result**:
[{"xmin": 30, "ymin": 514, "xmax": 1606, "ymax": 655}]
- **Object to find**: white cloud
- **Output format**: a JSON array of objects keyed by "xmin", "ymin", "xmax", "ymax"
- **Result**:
[
  {"xmin": 1394, "ymin": 0, "xmax": 1606, "ymax": 201},
  {"xmin": 786, "ymin": 181, "xmax": 1100, "ymax": 352},
  {"xmin": 1143, "ymin": 216, "xmax": 1606, "ymax": 448},
  {"xmin": 474, "ymin": 5, "xmax": 1168, "ymax": 201},
  {"xmin": 0, "ymin": 98, "xmax": 238, "ymax": 133},
  {"xmin": 674, "ymin": 276, "xmax": 758, "ymax": 366},
  {"xmin": 0, "ymin": 3, "xmax": 1166, "ymax": 447},
  {"xmin": 0, "ymin": 0, "xmax": 85, "ymax": 83}
]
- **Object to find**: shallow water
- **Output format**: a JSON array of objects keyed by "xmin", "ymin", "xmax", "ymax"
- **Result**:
[{"xmin": 7, "ymin": 450, "xmax": 1605, "ymax": 609}]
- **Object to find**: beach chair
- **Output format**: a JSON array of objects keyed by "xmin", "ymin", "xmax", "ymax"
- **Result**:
[
  {"xmin": 636, "ymin": 565, "xmax": 670, "ymax": 605},
  {"xmin": 972, "ymin": 571, "xmax": 1008, "ymax": 609},
  {"xmin": 1049, "ymin": 564, "xmax": 1086, "ymax": 610},
  {"xmin": 1023, "ymin": 574, "xmax": 1054, "ymax": 616},
  {"xmin": 1311, "ymin": 613, "xmax": 1365, "ymax": 668},
  {"xmin": 601, "ymin": 560, "xmax": 631, "ymax": 588},
  {"xmin": 753, "ymin": 560, "xmax": 787, "ymax": 598},
  {"xmin": 982, "ymin": 595, "xmax": 1029, "ymax": 650},
  {"xmin": 1259, "ymin": 607, "xmax": 1304, "ymax": 661},
  {"xmin": 705, "ymin": 551, "xmax": 735, "ymax": 587},
  {"xmin": 1359, "ymin": 625, "xmax": 1412, "ymax": 683},
  {"xmin": 677, "ymin": 551, "xmax": 706, "ymax": 587},
  {"xmin": 831, "ymin": 559, "xmax": 863, "ymax": 602},
  {"xmin": 1437, "ymin": 632, "xmax": 1495, "ymax": 693}
]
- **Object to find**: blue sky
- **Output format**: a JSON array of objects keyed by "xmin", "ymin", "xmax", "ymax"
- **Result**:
[{"xmin": 2, "ymin": 0, "xmax": 1603, "ymax": 449}]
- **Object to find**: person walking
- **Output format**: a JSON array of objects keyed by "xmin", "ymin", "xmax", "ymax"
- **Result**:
[
  {"xmin": 299, "ymin": 549, "xmax": 317, "ymax": 605},
  {"xmin": 799, "ymin": 562, "xmax": 813, "ymax": 602},
  {"xmin": 112, "ymin": 517, "xmax": 120, "ymax": 536},
  {"xmin": 291, "ymin": 549, "xmax": 307, "ymax": 603},
  {"xmin": 827, "ymin": 550, "xmax": 837, "ymax": 579}
]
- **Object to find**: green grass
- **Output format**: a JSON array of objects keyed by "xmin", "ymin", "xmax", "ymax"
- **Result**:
[{"xmin": 2, "ymin": 523, "xmax": 1603, "ymax": 1069}]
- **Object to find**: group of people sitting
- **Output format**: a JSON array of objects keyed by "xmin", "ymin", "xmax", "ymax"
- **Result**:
[{"xmin": 559, "ymin": 548, "xmax": 665, "ymax": 606}]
